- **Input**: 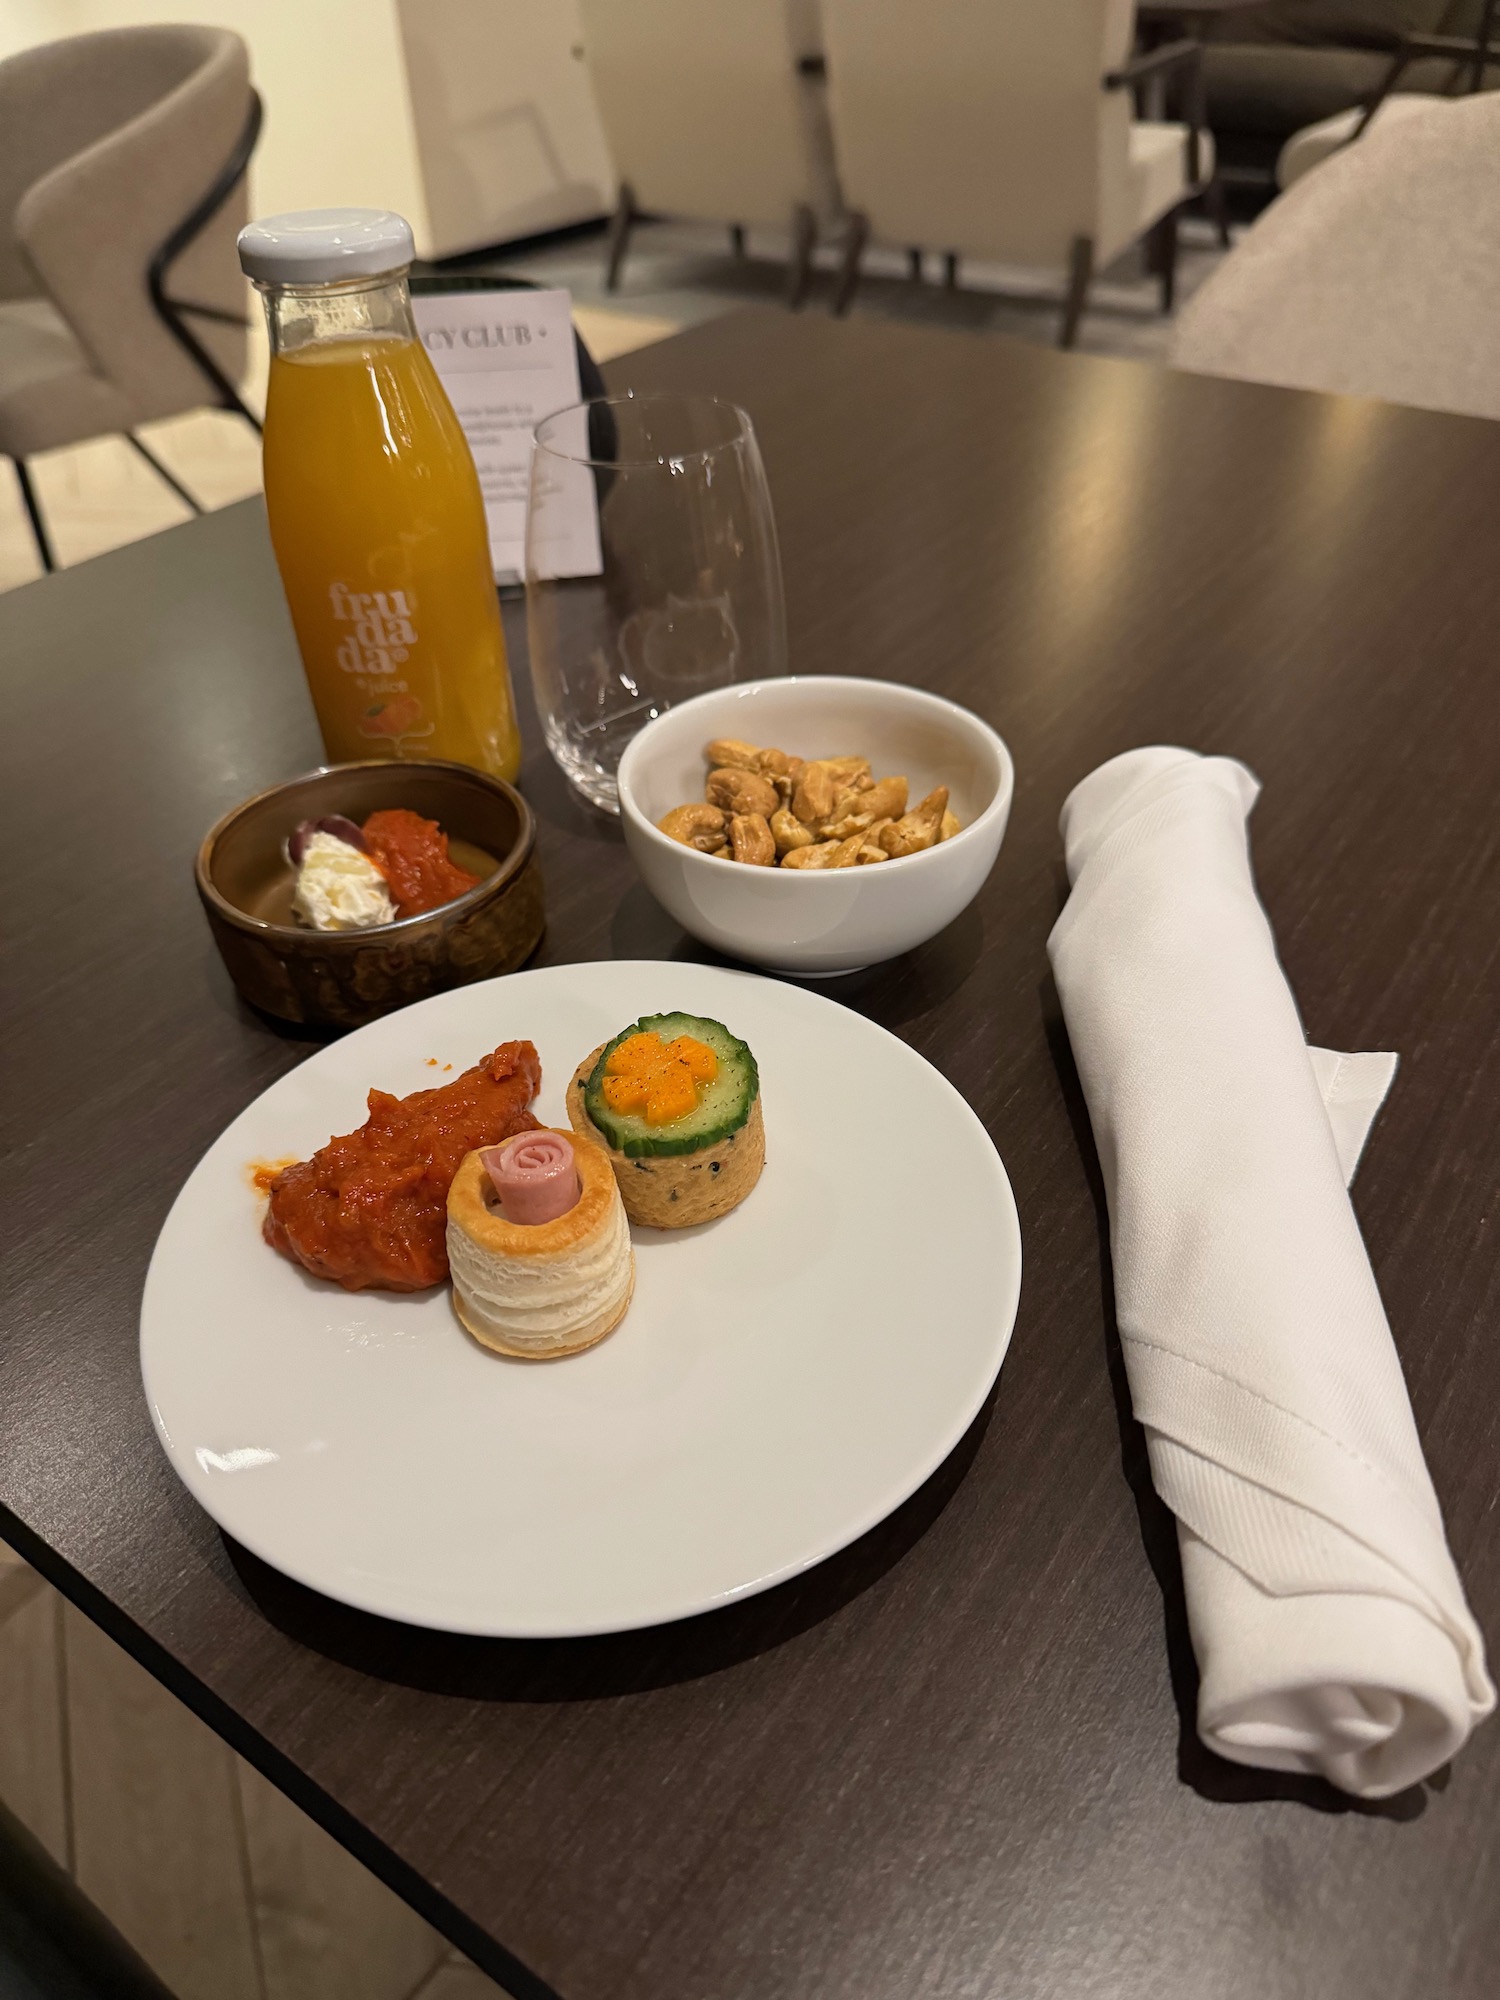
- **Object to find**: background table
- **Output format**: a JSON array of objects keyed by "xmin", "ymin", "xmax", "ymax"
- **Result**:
[
  {"xmin": 4, "ymin": 309, "xmax": 1499, "ymax": 2000},
  {"xmin": 1138, "ymin": 0, "xmax": 1266, "ymax": 30}
]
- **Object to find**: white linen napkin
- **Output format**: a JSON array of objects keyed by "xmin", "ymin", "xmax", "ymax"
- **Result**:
[{"xmin": 1047, "ymin": 746, "xmax": 1494, "ymax": 1799}]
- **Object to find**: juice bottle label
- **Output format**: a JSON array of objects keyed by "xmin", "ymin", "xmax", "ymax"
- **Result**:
[
  {"xmin": 331, "ymin": 583, "xmax": 418, "ymax": 674},
  {"xmin": 327, "ymin": 584, "xmax": 436, "ymax": 752}
]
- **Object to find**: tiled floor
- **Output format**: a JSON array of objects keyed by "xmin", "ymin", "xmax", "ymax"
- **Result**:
[
  {"xmin": 0, "ymin": 219, "xmax": 1230, "ymax": 596},
  {"xmin": 0, "ymin": 1541, "xmax": 503, "ymax": 1999},
  {"xmin": 485, "ymin": 212, "xmax": 1230, "ymax": 358}
]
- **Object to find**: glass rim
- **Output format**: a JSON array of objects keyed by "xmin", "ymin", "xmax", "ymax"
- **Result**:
[{"xmin": 531, "ymin": 392, "xmax": 755, "ymax": 470}]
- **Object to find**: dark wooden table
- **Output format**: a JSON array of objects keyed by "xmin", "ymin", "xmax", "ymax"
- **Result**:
[{"xmin": 4, "ymin": 310, "xmax": 1499, "ymax": 2000}]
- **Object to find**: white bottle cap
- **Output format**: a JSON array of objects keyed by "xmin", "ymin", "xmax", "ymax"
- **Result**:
[{"xmin": 237, "ymin": 208, "xmax": 415, "ymax": 285}]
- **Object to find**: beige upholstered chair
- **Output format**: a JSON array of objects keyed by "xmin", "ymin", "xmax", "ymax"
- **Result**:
[
  {"xmin": 577, "ymin": 0, "xmax": 841, "ymax": 304},
  {"xmin": 818, "ymin": 0, "xmax": 1212, "ymax": 345},
  {"xmin": 0, "ymin": 25, "xmax": 259, "ymax": 570},
  {"xmin": 1278, "ymin": 94, "xmax": 1443, "ymax": 189},
  {"xmin": 1171, "ymin": 92, "xmax": 1500, "ymax": 422}
]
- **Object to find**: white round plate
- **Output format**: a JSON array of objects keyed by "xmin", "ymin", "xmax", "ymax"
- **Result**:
[{"xmin": 141, "ymin": 962, "xmax": 1021, "ymax": 1636}]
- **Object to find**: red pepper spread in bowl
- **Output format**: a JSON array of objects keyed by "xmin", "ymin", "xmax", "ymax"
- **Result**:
[{"xmin": 361, "ymin": 808, "xmax": 483, "ymax": 919}]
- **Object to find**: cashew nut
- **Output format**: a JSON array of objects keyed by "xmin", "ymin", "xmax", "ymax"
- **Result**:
[
  {"xmin": 704, "ymin": 738, "xmax": 763, "ymax": 772},
  {"xmin": 878, "ymin": 786, "xmax": 948, "ymax": 858},
  {"xmin": 771, "ymin": 808, "xmax": 815, "ymax": 856},
  {"xmin": 823, "ymin": 812, "xmax": 872, "ymax": 840},
  {"xmin": 809, "ymin": 755, "xmax": 871, "ymax": 788},
  {"xmin": 658, "ymin": 803, "xmax": 729, "ymax": 853},
  {"xmin": 791, "ymin": 762, "xmax": 836, "ymax": 825},
  {"xmin": 821, "ymin": 775, "xmax": 909, "ymax": 838},
  {"xmin": 691, "ymin": 744, "xmax": 957, "ymax": 871},
  {"xmin": 860, "ymin": 775, "xmax": 908, "ymax": 823},
  {"xmin": 728, "ymin": 812, "xmax": 776, "ymax": 866},
  {"xmin": 781, "ymin": 839, "xmax": 840, "ymax": 869},
  {"xmin": 706, "ymin": 766, "xmax": 780, "ymax": 817}
]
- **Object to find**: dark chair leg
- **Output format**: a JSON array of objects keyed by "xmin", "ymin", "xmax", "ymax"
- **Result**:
[
  {"xmin": 605, "ymin": 181, "xmax": 635, "ymax": 292},
  {"xmin": 1148, "ymin": 208, "xmax": 1180, "ymax": 314},
  {"xmin": 786, "ymin": 203, "xmax": 817, "ymax": 309},
  {"xmin": 730, "ymin": 223, "xmax": 746, "ymax": 259},
  {"xmin": 907, "ymin": 247, "xmax": 923, "ymax": 282},
  {"xmin": 125, "ymin": 433, "xmax": 202, "ymax": 513},
  {"xmin": 943, "ymin": 251, "xmax": 959, "ymax": 290},
  {"xmin": 1205, "ymin": 174, "xmax": 1232, "ymax": 248},
  {"xmin": 1059, "ymin": 235, "xmax": 1094, "ymax": 349},
  {"xmin": 831, "ymin": 212, "xmax": 869, "ymax": 316},
  {"xmin": 12, "ymin": 457, "xmax": 55, "ymax": 571}
]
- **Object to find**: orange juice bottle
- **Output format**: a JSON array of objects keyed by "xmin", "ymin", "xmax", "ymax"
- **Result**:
[{"xmin": 238, "ymin": 210, "xmax": 521, "ymax": 781}]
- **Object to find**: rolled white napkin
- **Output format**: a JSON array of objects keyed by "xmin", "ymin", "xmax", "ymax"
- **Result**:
[{"xmin": 1048, "ymin": 746, "xmax": 1493, "ymax": 1799}]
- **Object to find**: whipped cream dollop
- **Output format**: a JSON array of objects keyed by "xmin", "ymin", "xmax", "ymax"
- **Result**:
[{"xmin": 291, "ymin": 831, "xmax": 396, "ymax": 932}]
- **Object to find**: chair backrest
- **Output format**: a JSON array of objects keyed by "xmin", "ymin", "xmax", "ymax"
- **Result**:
[
  {"xmin": 1171, "ymin": 92, "xmax": 1500, "ymax": 422},
  {"xmin": 578, "ymin": 0, "xmax": 837, "ymax": 229},
  {"xmin": 819, "ymin": 0, "xmax": 1136, "ymax": 266},
  {"xmin": 0, "ymin": 25, "xmax": 253, "ymax": 424}
]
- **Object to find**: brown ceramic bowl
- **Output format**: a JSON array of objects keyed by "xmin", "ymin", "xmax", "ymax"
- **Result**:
[{"xmin": 196, "ymin": 760, "xmax": 544, "ymax": 1029}]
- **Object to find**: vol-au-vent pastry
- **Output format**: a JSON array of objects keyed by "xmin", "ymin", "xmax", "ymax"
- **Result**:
[
  {"xmin": 566, "ymin": 1012, "xmax": 764, "ymax": 1229},
  {"xmin": 447, "ymin": 1129, "xmax": 634, "ymax": 1359}
]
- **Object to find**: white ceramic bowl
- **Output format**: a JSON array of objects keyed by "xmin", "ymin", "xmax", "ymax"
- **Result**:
[{"xmin": 617, "ymin": 676, "xmax": 1014, "ymax": 975}]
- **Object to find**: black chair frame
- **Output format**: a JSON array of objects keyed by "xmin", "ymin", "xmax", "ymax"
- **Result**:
[
  {"xmin": 10, "ymin": 86, "xmax": 263, "ymax": 573},
  {"xmin": 1354, "ymin": 2, "xmax": 1500, "ymax": 136},
  {"xmin": 147, "ymin": 86, "xmax": 264, "ymax": 432}
]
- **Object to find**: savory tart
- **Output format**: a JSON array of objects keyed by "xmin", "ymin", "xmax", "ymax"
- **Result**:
[
  {"xmin": 447, "ymin": 1129, "xmax": 633, "ymax": 1359},
  {"xmin": 565, "ymin": 1013, "xmax": 764, "ymax": 1229}
]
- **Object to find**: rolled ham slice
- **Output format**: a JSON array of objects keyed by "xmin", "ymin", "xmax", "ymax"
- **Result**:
[{"xmin": 481, "ymin": 1131, "xmax": 580, "ymax": 1225}]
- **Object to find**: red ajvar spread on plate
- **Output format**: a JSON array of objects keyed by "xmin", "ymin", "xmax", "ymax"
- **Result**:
[
  {"xmin": 361, "ymin": 808, "xmax": 482, "ymax": 919},
  {"xmin": 263, "ymin": 1041, "xmax": 542, "ymax": 1291}
]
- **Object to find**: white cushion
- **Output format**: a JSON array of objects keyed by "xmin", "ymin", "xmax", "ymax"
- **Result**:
[
  {"xmin": 1099, "ymin": 123, "xmax": 1214, "ymax": 266},
  {"xmin": 1278, "ymin": 94, "xmax": 1444, "ymax": 190}
]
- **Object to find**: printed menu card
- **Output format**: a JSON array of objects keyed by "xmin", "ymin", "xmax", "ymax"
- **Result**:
[{"xmin": 411, "ymin": 285, "xmax": 602, "ymax": 585}]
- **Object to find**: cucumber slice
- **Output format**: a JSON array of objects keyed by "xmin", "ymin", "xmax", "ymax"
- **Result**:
[{"xmin": 584, "ymin": 1012, "xmax": 759, "ymax": 1158}]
